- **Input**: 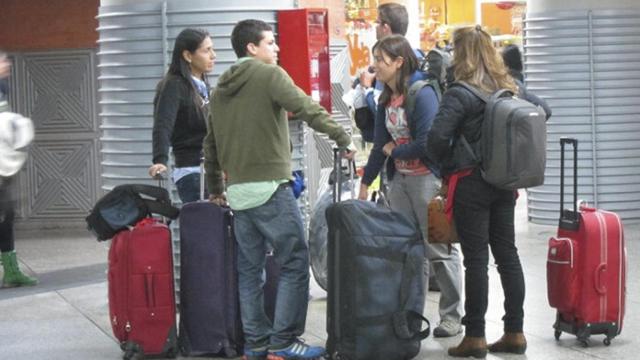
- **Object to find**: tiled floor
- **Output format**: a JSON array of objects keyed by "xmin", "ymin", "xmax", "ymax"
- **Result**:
[{"xmin": 1, "ymin": 197, "xmax": 637, "ymax": 359}]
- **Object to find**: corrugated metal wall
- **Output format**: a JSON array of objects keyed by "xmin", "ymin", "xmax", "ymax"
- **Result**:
[
  {"xmin": 97, "ymin": 1, "xmax": 292, "ymax": 191},
  {"xmin": 524, "ymin": 8, "xmax": 640, "ymax": 224},
  {"xmin": 97, "ymin": 0, "xmax": 295, "ymax": 300}
]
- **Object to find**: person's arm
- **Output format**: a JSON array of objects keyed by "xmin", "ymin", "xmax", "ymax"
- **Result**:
[
  {"xmin": 358, "ymin": 104, "xmax": 390, "ymax": 199},
  {"xmin": 426, "ymin": 87, "xmax": 470, "ymax": 166},
  {"xmin": 361, "ymin": 105, "xmax": 391, "ymax": 186},
  {"xmin": 391, "ymin": 86, "xmax": 438, "ymax": 160},
  {"xmin": 151, "ymin": 78, "xmax": 182, "ymax": 166},
  {"xmin": 203, "ymin": 111, "xmax": 225, "ymax": 199},
  {"xmin": 269, "ymin": 66, "xmax": 351, "ymax": 148},
  {"xmin": 520, "ymin": 85, "xmax": 552, "ymax": 120}
]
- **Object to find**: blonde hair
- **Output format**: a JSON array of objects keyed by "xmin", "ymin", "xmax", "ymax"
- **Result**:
[{"xmin": 451, "ymin": 25, "xmax": 517, "ymax": 94}]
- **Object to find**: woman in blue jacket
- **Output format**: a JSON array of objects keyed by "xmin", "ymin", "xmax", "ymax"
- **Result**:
[{"xmin": 357, "ymin": 35, "xmax": 463, "ymax": 337}]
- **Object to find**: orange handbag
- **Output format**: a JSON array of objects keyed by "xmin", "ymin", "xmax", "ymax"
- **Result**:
[{"xmin": 427, "ymin": 194, "xmax": 458, "ymax": 253}]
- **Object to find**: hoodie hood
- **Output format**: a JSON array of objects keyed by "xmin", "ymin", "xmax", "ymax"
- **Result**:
[
  {"xmin": 215, "ymin": 58, "xmax": 264, "ymax": 97},
  {"xmin": 0, "ymin": 112, "xmax": 34, "ymax": 177}
]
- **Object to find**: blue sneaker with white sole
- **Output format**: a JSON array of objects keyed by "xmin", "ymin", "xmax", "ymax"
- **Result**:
[{"xmin": 267, "ymin": 339, "xmax": 326, "ymax": 360}]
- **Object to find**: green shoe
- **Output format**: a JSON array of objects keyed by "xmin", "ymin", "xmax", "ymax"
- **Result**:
[{"xmin": 1, "ymin": 251, "xmax": 37, "ymax": 288}]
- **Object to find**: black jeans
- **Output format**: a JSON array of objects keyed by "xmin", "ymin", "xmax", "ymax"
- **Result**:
[
  {"xmin": 453, "ymin": 169, "xmax": 525, "ymax": 337},
  {"xmin": 0, "ymin": 176, "xmax": 16, "ymax": 253},
  {"xmin": 175, "ymin": 172, "xmax": 206, "ymax": 204}
]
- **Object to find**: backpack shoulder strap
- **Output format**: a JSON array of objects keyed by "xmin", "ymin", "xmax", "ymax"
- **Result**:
[
  {"xmin": 405, "ymin": 79, "xmax": 441, "ymax": 121},
  {"xmin": 143, "ymin": 198, "xmax": 180, "ymax": 219},
  {"xmin": 119, "ymin": 184, "xmax": 179, "ymax": 219},
  {"xmin": 454, "ymin": 81, "xmax": 489, "ymax": 103},
  {"xmin": 455, "ymin": 81, "xmax": 514, "ymax": 103},
  {"xmin": 128, "ymin": 184, "xmax": 172, "ymax": 204}
]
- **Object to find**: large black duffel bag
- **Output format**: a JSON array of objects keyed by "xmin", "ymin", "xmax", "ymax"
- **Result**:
[{"xmin": 325, "ymin": 151, "xmax": 430, "ymax": 360}]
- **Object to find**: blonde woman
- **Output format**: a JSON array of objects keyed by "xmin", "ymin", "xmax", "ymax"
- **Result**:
[{"xmin": 427, "ymin": 25, "xmax": 527, "ymax": 358}]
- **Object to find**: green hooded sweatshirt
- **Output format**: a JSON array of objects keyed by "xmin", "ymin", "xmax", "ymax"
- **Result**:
[{"xmin": 204, "ymin": 58, "xmax": 351, "ymax": 195}]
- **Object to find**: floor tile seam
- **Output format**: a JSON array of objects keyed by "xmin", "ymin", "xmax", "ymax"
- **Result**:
[{"xmin": 54, "ymin": 289, "xmax": 118, "ymax": 345}]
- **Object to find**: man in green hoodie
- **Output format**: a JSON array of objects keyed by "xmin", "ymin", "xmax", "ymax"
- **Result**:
[{"xmin": 203, "ymin": 19, "xmax": 355, "ymax": 360}]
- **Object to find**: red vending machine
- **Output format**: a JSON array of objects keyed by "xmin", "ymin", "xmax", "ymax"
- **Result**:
[{"xmin": 277, "ymin": 8, "xmax": 332, "ymax": 113}]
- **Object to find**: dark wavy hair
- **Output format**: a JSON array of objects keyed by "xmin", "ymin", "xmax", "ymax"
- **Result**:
[
  {"xmin": 231, "ymin": 19, "xmax": 273, "ymax": 58},
  {"xmin": 372, "ymin": 35, "xmax": 419, "ymax": 107},
  {"xmin": 168, "ymin": 28, "xmax": 210, "ymax": 82},
  {"xmin": 502, "ymin": 44, "xmax": 524, "ymax": 82},
  {"xmin": 157, "ymin": 28, "xmax": 210, "ymax": 108}
]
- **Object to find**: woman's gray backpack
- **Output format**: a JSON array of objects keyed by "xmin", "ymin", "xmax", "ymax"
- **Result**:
[{"xmin": 457, "ymin": 81, "xmax": 547, "ymax": 190}]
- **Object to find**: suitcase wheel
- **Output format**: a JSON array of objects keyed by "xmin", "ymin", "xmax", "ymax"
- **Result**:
[
  {"xmin": 166, "ymin": 347, "xmax": 178, "ymax": 358},
  {"xmin": 603, "ymin": 338, "xmax": 612, "ymax": 346},
  {"xmin": 578, "ymin": 338, "xmax": 589, "ymax": 347},
  {"xmin": 554, "ymin": 330, "xmax": 561, "ymax": 341},
  {"xmin": 121, "ymin": 342, "xmax": 143, "ymax": 360}
]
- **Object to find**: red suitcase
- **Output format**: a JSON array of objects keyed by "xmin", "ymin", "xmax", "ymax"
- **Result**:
[
  {"xmin": 547, "ymin": 138, "xmax": 626, "ymax": 347},
  {"xmin": 108, "ymin": 217, "xmax": 178, "ymax": 359}
]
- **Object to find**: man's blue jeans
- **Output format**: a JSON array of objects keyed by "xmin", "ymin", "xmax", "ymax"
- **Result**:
[{"xmin": 234, "ymin": 183, "xmax": 309, "ymax": 349}]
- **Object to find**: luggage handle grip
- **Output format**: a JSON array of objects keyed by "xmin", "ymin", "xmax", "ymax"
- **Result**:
[
  {"xmin": 559, "ymin": 138, "xmax": 579, "ymax": 230},
  {"xmin": 200, "ymin": 156, "xmax": 206, "ymax": 201},
  {"xmin": 144, "ymin": 273, "xmax": 155, "ymax": 308},
  {"xmin": 594, "ymin": 263, "xmax": 607, "ymax": 295},
  {"xmin": 333, "ymin": 148, "xmax": 355, "ymax": 203}
]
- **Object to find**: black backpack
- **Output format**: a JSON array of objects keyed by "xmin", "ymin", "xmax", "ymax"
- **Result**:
[
  {"xmin": 457, "ymin": 82, "xmax": 548, "ymax": 190},
  {"xmin": 405, "ymin": 48, "xmax": 452, "ymax": 118},
  {"xmin": 86, "ymin": 184, "xmax": 179, "ymax": 241},
  {"xmin": 419, "ymin": 48, "xmax": 452, "ymax": 91}
]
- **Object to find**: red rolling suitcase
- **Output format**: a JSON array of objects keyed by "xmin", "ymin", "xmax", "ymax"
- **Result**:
[
  {"xmin": 547, "ymin": 138, "xmax": 626, "ymax": 347},
  {"xmin": 108, "ymin": 217, "xmax": 178, "ymax": 359}
]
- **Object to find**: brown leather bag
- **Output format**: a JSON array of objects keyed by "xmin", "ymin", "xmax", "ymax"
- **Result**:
[{"xmin": 427, "ymin": 192, "xmax": 458, "ymax": 253}]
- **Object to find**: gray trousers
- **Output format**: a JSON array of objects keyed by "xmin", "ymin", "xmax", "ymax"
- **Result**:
[{"xmin": 388, "ymin": 172, "xmax": 463, "ymax": 323}]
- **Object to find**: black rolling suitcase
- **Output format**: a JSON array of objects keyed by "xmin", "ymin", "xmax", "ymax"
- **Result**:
[
  {"xmin": 178, "ymin": 167, "xmax": 279, "ymax": 357},
  {"xmin": 325, "ymin": 150, "xmax": 430, "ymax": 360}
]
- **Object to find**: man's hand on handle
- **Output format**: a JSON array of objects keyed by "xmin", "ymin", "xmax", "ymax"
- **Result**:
[
  {"xmin": 148, "ymin": 164, "xmax": 167, "ymax": 178},
  {"xmin": 209, "ymin": 193, "xmax": 227, "ymax": 206},
  {"xmin": 341, "ymin": 148, "xmax": 356, "ymax": 160}
]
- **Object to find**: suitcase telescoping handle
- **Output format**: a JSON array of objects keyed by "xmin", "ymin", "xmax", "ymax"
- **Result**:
[
  {"xmin": 332, "ymin": 148, "xmax": 356, "ymax": 203},
  {"xmin": 200, "ymin": 156, "xmax": 206, "ymax": 201},
  {"xmin": 152, "ymin": 172, "xmax": 170, "ymax": 224},
  {"xmin": 559, "ymin": 138, "xmax": 579, "ymax": 230}
]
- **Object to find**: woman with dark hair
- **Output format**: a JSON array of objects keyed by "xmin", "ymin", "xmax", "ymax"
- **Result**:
[
  {"xmin": 427, "ymin": 26, "xmax": 528, "ymax": 357},
  {"xmin": 502, "ymin": 44, "xmax": 552, "ymax": 119},
  {"xmin": 501, "ymin": 44, "xmax": 524, "ymax": 82},
  {"xmin": 357, "ymin": 35, "xmax": 463, "ymax": 338},
  {"xmin": 0, "ymin": 51, "xmax": 38, "ymax": 287},
  {"xmin": 149, "ymin": 28, "xmax": 216, "ymax": 203}
]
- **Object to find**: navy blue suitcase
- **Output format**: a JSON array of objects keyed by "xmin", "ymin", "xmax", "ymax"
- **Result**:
[
  {"xmin": 178, "ymin": 201, "xmax": 280, "ymax": 357},
  {"xmin": 178, "ymin": 202, "xmax": 242, "ymax": 357}
]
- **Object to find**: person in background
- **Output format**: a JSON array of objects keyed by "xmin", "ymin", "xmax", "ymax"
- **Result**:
[
  {"xmin": 353, "ymin": 2, "xmax": 412, "ymax": 142},
  {"xmin": 203, "ymin": 19, "xmax": 355, "ymax": 360},
  {"xmin": 148, "ymin": 28, "xmax": 215, "ymax": 203},
  {"xmin": 352, "ymin": 0, "xmax": 455, "ymax": 303},
  {"xmin": 501, "ymin": 44, "xmax": 552, "ymax": 119},
  {"xmin": 357, "ymin": 35, "xmax": 463, "ymax": 338},
  {"xmin": 0, "ymin": 51, "xmax": 38, "ymax": 288},
  {"xmin": 427, "ymin": 26, "xmax": 528, "ymax": 358}
]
